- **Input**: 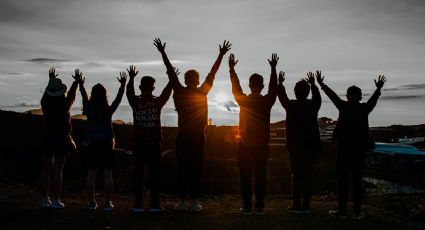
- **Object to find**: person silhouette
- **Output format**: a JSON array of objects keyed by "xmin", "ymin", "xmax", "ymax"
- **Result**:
[
  {"xmin": 126, "ymin": 65, "xmax": 173, "ymax": 214},
  {"xmin": 317, "ymin": 74, "xmax": 387, "ymax": 220},
  {"xmin": 154, "ymin": 38, "xmax": 231, "ymax": 212},
  {"xmin": 228, "ymin": 53, "xmax": 278, "ymax": 215},
  {"xmin": 77, "ymin": 70, "xmax": 127, "ymax": 211},
  {"xmin": 40, "ymin": 67, "xmax": 79, "ymax": 208},
  {"xmin": 277, "ymin": 71, "xmax": 322, "ymax": 214}
]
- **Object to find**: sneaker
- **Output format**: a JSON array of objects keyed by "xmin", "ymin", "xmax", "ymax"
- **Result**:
[
  {"xmin": 191, "ymin": 199, "xmax": 203, "ymax": 212},
  {"xmin": 102, "ymin": 201, "xmax": 114, "ymax": 212},
  {"xmin": 40, "ymin": 197, "xmax": 51, "ymax": 208},
  {"xmin": 149, "ymin": 206, "xmax": 165, "ymax": 213},
  {"xmin": 51, "ymin": 199, "xmax": 65, "ymax": 209},
  {"xmin": 256, "ymin": 207, "xmax": 266, "ymax": 216},
  {"xmin": 329, "ymin": 209, "xmax": 348, "ymax": 219},
  {"xmin": 353, "ymin": 211, "xmax": 365, "ymax": 220},
  {"xmin": 239, "ymin": 207, "xmax": 253, "ymax": 215},
  {"xmin": 287, "ymin": 205, "xmax": 301, "ymax": 214},
  {"xmin": 174, "ymin": 199, "xmax": 185, "ymax": 212},
  {"xmin": 131, "ymin": 207, "xmax": 144, "ymax": 213},
  {"xmin": 87, "ymin": 201, "xmax": 98, "ymax": 210}
]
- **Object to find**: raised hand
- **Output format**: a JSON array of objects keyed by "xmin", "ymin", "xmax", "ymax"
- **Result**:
[
  {"xmin": 315, "ymin": 70, "xmax": 324, "ymax": 86},
  {"xmin": 72, "ymin": 69, "xmax": 85, "ymax": 84},
  {"xmin": 117, "ymin": 72, "xmax": 127, "ymax": 86},
  {"xmin": 127, "ymin": 65, "xmax": 139, "ymax": 79},
  {"xmin": 306, "ymin": 71, "xmax": 315, "ymax": 84},
  {"xmin": 48, "ymin": 67, "xmax": 58, "ymax": 79},
  {"xmin": 267, "ymin": 53, "xmax": 279, "ymax": 68},
  {"xmin": 229, "ymin": 53, "xmax": 238, "ymax": 68},
  {"xmin": 374, "ymin": 75, "xmax": 386, "ymax": 90},
  {"xmin": 278, "ymin": 71, "xmax": 285, "ymax": 85},
  {"xmin": 153, "ymin": 38, "xmax": 166, "ymax": 53},
  {"xmin": 219, "ymin": 40, "xmax": 232, "ymax": 56}
]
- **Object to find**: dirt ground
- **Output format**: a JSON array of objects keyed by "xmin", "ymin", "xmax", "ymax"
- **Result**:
[{"xmin": 1, "ymin": 184, "xmax": 424, "ymax": 230}]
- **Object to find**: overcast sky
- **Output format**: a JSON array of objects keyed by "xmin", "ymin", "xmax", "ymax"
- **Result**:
[{"xmin": 0, "ymin": 0, "xmax": 424, "ymax": 126}]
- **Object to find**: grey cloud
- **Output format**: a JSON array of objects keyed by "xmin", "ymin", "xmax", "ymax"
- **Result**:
[
  {"xmin": 23, "ymin": 58, "xmax": 71, "ymax": 64},
  {"xmin": 383, "ymin": 84, "xmax": 425, "ymax": 92}
]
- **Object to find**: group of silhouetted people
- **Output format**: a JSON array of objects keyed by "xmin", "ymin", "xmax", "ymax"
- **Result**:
[{"xmin": 39, "ymin": 38, "xmax": 386, "ymax": 220}]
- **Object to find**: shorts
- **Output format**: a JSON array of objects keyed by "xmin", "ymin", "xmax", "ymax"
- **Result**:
[{"xmin": 86, "ymin": 139, "xmax": 115, "ymax": 169}]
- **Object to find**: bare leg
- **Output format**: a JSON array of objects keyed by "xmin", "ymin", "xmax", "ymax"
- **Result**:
[
  {"xmin": 51, "ymin": 155, "xmax": 67, "ymax": 201},
  {"xmin": 103, "ymin": 169, "xmax": 113, "ymax": 203},
  {"xmin": 40, "ymin": 154, "xmax": 54, "ymax": 199},
  {"xmin": 87, "ymin": 169, "xmax": 98, "ymax": 203}
]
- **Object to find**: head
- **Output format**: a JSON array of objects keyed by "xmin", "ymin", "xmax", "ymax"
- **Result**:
[
  {"xmin": 294, "ymin": 80, "xmax": 310, "ymax": 100},
  {"xmin": 46, "ymin": 78, "xmax": 67, "ymax": 97},
  {"xmin": 249, "ymin": 73, "xmax": 264, "ymax": 94},
  {"xmin": 184, "ymin": 69, "xmax": 200, "ymax": 88},
  {"xmin": 89, "ymin": 83, "xmax": 108, "ymax": 116},
  {"xmin": 346, "ymin": 85, "xmax": 362, "ymax": 102},
  {"xmin": 139, "ymin": 76, "xmax": 156, "ymax": 95}
]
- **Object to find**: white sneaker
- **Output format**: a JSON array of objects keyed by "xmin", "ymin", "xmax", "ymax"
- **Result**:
[
  {"xmin": 51, "ymin": 199, "xmax": 65, "ymax": 209},
  {"xmin": 353, "ymin": 211, "xmax": 365, "ymax": 220},
  {"xmin": 40, "ymin": 197, "xmax": 51, "ymax": 208},
  {"xmin": 191, "ymin": 199, "xmax": 203, "ymax": 212},
  {"xmin": 174, "ymin": 199, "xmax": 185, "ymax": 212},
  {"xmin": 87, "ymin": 201, "xmax": 98, "ymax": 210}
]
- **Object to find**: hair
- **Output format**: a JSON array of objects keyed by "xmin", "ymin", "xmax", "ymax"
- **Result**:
[
  {"xmin": 346, "ymin": 85, "xmax": 362, "ymax": 102},
  {"xmin": 249, "ymin": 73, "xmax": 264, "ymax": 87},
  {"xmin": 184, "ymin": 69, "xmax": 200, "ymax": 86},
  {"xmin": 140, "ymin": 76, "xmax": 156, "ymax": 91},
  {"xmin": 88, "ymin": 83, "xmax": 109, "ymax": 118},
  {"xmin": 294, "ymin": 80, "xmax": 310, "ymax": 100}
]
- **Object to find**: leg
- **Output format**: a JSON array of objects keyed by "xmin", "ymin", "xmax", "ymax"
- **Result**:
[
  {"xmin": 87, "ymin": 169, "xmax": 98, "ymax": 203},
  {"xmin": 176, "ymin": 134, "xmax": 189, "ymax": 200},
  {"xmin": 103, "ymin": 169, "xmax": 113, "ymax": 203},
  {"xmin": 147, "ymin": 143, "xmax": 161, "ymax": 207},
  {"xmin": 254, "ymin": 144, "xmax": 268, "ymax": 209},
  {"xmin": 289, "ymin": 153, "xmax": 302, "ymax": 209},
  {"xmin": 352, "ymin": 151, "xmax": 365, "ymax": 215},
  {"xmin": 336, "ymin": 147, "xmax": 349, "ymax": 214},
  {"xmin": 301, "ymin": 155, "xmax": 314, "ymax": 210},
  {"xmin": 238, "ymin": 142, "xmax": 253, "ymax": 208},
  {"xmin": 40, "ymin": 154, "xmax": 53, "ymax": 199},
  {"xmin": 190, "ymin": 135, "xmax": 205, "ymax": 199},
  {"xmin": 51, "ymin": 154, "xmax": 67, "ymax": 201},
  {"xmin": 133, "ymin": 148, "xmax": 145, "ymax": 208}
]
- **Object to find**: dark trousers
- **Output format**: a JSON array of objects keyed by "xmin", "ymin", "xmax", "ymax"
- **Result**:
[
  {"xmin": 337, "ymin": 145, "xmax": 365, "ymax": 214},
  {"xmin": 289, "ymin": 149, "xmax": 314, "ymax": 209},
  {"xmin": 133, "ymin": 142, "xmax": 161, "ymax": 208},
  {"xmin": 238, "ymin": 140, "xmax": 269, "ymax": 209},
  {"xmin": 176, "ymin": 131, "xmax": 205, "ymax": 199}
]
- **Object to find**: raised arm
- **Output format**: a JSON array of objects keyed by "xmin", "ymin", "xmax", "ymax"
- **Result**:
[
  {"xmin": 277, "ymin": 71, "xmax": 289, "ymax": 109},
  {"xmin": 74, "ymin": 70, "xmax": 88, "ymax": 113},
  {"xmin": 309, "ymin": 71, "xmax": 322, "ymax": 112},
  {"xmin": 228, "ymin": 53, "xmax": 245, "ymax": 101},
  {"xmin": 366, "ymin": 75, "xmax": 386, "ymax": 113},
  {"xmin": 126, "ymin": 65, "xmax": 138, "ymax": 108},
  {"xmin": 266, "ymin": 53, "xmax": 278, "ymax": 104},
  {"xmin": 110, "ymin": 72, "xmax": 127, "ymax": 115},
  {"xmin": 153, "ymin": 38, "xmax": 183, "ymax": 90},
  {"xmin": 317, "ymin": 73, "xmax": 343, "ymax": 110},
  {"xmin": 66, "ymin": 69, "xmax": 81, "ymax": 111},
  {"xmin": 158, "ymin": 81, "xmax": 173, "ymax": 108},
  {"xmin": 199, "ymin": 40, "xmax": 232, "ymax": 93},
  {"xmin": 41, "ymin": 67, "xmax": 59, "ymax": 107}
]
